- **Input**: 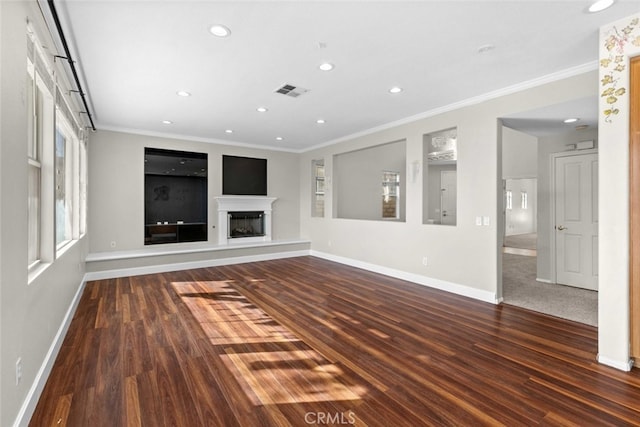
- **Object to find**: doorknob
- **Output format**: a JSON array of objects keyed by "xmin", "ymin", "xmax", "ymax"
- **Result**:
[{"xmin": 557, "ymin": 225, "xmax": 567, "ymax": 231}]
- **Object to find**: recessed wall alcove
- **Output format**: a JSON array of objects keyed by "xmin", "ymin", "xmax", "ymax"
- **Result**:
[{"xmin": 144, "ymin": 147, "xmax": 208, "ymax": 245}]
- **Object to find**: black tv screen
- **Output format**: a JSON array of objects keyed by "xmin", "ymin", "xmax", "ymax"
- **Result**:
[{"xmin": 222, "ymin": 155, "xmax": 267, "ymax": 196}]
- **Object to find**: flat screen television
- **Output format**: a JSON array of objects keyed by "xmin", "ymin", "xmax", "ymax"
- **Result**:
[{"xmin": 222, "ymin": 155, "xmax": 267, "ymax": 196}]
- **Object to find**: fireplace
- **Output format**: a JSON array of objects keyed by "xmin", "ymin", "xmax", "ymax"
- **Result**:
[
  {"xmin": 215, "ymin": 196, "xmax": 277, "ymax": 244},
  {"xmin": 228, "ymin": 211, "xmax": 265, "ymax": 239}
]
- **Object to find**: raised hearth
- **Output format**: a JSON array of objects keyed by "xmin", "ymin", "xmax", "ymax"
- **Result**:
[{"xmin": 215, "ymin": 196, "xmax": 276, "ymax": 244}]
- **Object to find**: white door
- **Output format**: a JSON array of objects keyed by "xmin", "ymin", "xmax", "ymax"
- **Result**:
[
  {"xmin": 554, "ymin": 153, "xmax": 598, "ymax": 290},
  {"xmin": 440, "ymin": 170, "xmax": 457, "ymax": 225}
]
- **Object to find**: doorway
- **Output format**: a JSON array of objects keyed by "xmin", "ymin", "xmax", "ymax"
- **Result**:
[
  {"xmin": 504, "ymin": 178, "xmax": 537, "ymax": 254},
  {"xmin": 500, "ymin": 121, "xmax": 598, "ymax": 326}
]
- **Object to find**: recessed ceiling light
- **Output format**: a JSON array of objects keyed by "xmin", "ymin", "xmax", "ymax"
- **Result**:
[
  {"xmin": 316, "ymin": 119, "xmax": 326, "ymax": 124},
  {"xmin": 389, "ymin": 86, "xmax": 403, "ymax": 94},
  {"xmin": 257, "ymin": 107, "xmax": 268, "ymax": 112},
  {"xmin": 225, "ymin": 129, "xmax": 233, "ymax": 134},
  {"xmin": 162, "ymin": 120, "xmax": 173, "ymax": 124},
  {"xmin": 176, "ymin": 90, "xmax": 191, "ymax": 97},
  {"xmin": 563, "ymin": 118, "xmax": 580, "ymax": 123},
  {"xmin": 209, "ymin": 24, "xmax": 231, "ymax": 37},
  {"xmin": 588, "ymin": 0, "xmax": 615, "ymax": 13},
  {"xmin": 276, "ymin": 137, "xmax": 284, "ymax": 141},
  {"xmin": 319, "ymin": 62, "xmax": 334, "ymax": 71}
]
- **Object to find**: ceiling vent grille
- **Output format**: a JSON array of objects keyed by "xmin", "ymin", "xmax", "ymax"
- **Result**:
[{"xmin": 275, "ymin": 84, "xmax": 309, "ymax": 98}]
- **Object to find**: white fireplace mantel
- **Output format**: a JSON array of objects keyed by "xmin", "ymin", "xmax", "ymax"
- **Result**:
[{"xmin": 215, "ymin": 196, "xmax": 277, "ymax": 244}]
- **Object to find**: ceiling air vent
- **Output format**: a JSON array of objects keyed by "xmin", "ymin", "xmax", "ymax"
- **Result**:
[{"xmin": 275, "ymin": 84, "xmax": 309, "ymax": 98}]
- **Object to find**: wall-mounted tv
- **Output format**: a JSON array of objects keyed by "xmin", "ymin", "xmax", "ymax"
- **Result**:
[{"xmin": 222, "ymin": 155, "xmax": 267, "ymax": 196}]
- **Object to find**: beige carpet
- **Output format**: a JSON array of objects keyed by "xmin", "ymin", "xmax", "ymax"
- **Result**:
[
  {"xmin": 504, "ymin": 233, "xmax": 537, "ymax": 250},
  {"xmin": 502, "ymin": 253, "xmax": 597, "ymax": 327}
]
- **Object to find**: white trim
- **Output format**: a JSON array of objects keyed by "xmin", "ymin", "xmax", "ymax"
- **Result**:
[
  {"xmin": 311, "ymin": 250, "xmax": 499, "ymax": 304},
  {"xmin": 85, "ymin": 250, "xmax": 311, "ymax": 281},
  {"xmin": 98, "ymin": 63, "xmax": 596, "ymax": 155},
  {"xmin": 86, "ymin": 239, "xmax": 309, "ymax": 262},
  {"xmin": 301, "ymin": 62, "xmax": 597, "ymax": 153},
  {"xmin": 597, "ymin": 354, "xmax": 634, "ymax": 372},
  {"xmin": 13, "ymin": 277, "xmax": 87, "ymax": 427},
  {"xmin": 215, "ymin": 196, "xmax": 277, "ymax": 244},
  {"xmin": 88, "ymin": 248, "xmax": 500, "ymax": 302},
  {"xmin": 536, "ymin": 278, "xmax": 553, "ymax": 284},
  {"xmin": 97, "ymin": 125, "xmax": 298, "ymax": 153}
]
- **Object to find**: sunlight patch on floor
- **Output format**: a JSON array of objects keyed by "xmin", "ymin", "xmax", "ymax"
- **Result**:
[{"xmin": 171, "ymin": 279, "xmax": 368, "ymax": 406}]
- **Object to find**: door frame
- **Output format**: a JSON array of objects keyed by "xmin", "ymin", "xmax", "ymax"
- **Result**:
[
  {"xmin": 549, "ymin": 148, "xmax": 598, "ymax": 285},
  {"xmin": 629, "ymin": 55, "xmax": 640, "ymax": 358}
]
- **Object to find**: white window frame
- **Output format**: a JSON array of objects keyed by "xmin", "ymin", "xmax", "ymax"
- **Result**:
[
  {"xmin": 382, "ymin": 171, "xmax": 400, "ymax": 219},
  {"xmin": 312, "ymin": 159, "xmax": 325, "ymax": 218},
  {"xmin": 28, "ymin": 24, "xmax": 87, "ymax": 278},
  {"xmin": 54, "ymin": 110, "xmax": 80, "ymax": 252},
  {"xmin": 28, "ymin": 57, "xmax": 56, "ymax": 277}
]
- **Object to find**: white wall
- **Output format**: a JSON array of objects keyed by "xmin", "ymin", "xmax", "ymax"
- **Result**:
[
  {"xmin": 505, "ymin": 178, "xmax": 537, "ymax": 236},
  {"xmin": 88, "ymin": 130, "xmax": 301, "ymax": 254},
  {"xmin": 1, "ymin": 2, "xmax": 89, "ymax": 426},
  {"xmin": 300, "ymin": 70, "xmax": 598, "ymax": 300},
  {"xmin": 598, "ymin": 13, "xmax": 640, "ymax": 370},
  {"xmin": 502, "ymin": 126, "xmax": 538, "ymax": 179},
  {"xmin": 502, "ymin": 127, "xmax": 538, "ymax": 237}
]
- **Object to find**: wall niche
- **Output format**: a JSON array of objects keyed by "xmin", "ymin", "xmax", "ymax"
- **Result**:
[
  {"xmin": 144, "ymin": 147, "xmax": 208, "ymax": 244},
  {"xmin": 423, "ymin": 128, "xmax": 457, "ymax": 226},
  {"xmin": 333, "ymin": 140, "xmax": 406, "ymax": 221}
]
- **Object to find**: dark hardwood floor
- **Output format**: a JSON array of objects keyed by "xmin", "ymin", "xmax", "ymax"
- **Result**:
[{"xmin": 30, "ymin": 256, "xmax": 640, "ymax": 426}]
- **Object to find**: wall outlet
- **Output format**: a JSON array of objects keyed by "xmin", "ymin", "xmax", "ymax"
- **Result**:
[
  {"xmin": 422, "ymin": 256, "xmax": 428, "ymax": 266},
  {"xmin": 15, "ymin": 358, "xmax": 22, "ymax": 386},
  {"xmin": 110, "ymin": 241, "xmax": 117, "ymax": 248}
]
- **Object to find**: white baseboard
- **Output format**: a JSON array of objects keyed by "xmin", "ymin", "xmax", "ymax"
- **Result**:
[
  {"xmin": 311, "ymin": 250, "xmax": 499, "ymax": 304},
  {"xmin": 597, "ymin": 354, "xmax": 634, "ymax": 372},
  {"xmin": 85, "ymin": 250, "xmax": 311, "ymax": 281},
  {"xmin": 536, "ymin": 277, "xmax": 553, "ymax": 284},
  {"xmin": 15, "ymin": 248, "xmax": 503, "ymax": 426},
  {"xmin": 13, "ymin": 277, "xmax": 87, "ymax": 427}
]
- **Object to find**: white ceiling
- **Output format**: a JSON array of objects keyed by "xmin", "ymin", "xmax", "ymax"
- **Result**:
[{"xmin": 54, "ymin": 0, "xmax": 640, "ymax": 151}]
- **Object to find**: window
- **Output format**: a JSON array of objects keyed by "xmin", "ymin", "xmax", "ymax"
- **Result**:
[
  {"xmin": 27, "ymin": 69, "xmax": 40, "ymax": 267},
  {"xmin": 55, "ymin": 124, "xmax": 73, "ymax": 247},
  {"xmin": 79, "ymin": 138, "xmax": 88, "ymax": 236},
  {"xmin": 506, "ymin": 190, "xmax": 513, "ymax": 210},
  {"xmin": 27, "ymin": 40, "xmax": 56, "ymax": 268},
  {"xmin": 312, "ymin": 159, "xmax": 325, "ymax": 217},
  {"xmin": 521, "ymin": 191, "xmax": 528, "ymax": 210},
  {"xmin": 382, "ymin": 171, "xmax": 400, "ymax": 219},
  {"xmin": 27, "ymin": 25, "xmax": 88, "ymax": 271}
]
